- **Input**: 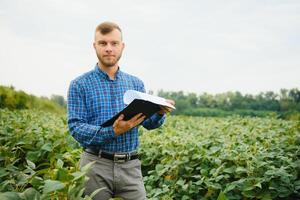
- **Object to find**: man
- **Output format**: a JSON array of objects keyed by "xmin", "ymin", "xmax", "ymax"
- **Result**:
[{"xmin": 67, "ymin": 21, "xmax": 174, "ymax": 200}]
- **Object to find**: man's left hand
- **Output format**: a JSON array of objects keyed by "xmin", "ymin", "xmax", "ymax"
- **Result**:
[{"xmin": 157, "ymin": 99, "xmax": 175, "ymax": 115}]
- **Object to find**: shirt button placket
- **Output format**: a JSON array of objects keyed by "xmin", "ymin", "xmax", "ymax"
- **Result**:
[
  {"xmin": 110, "ymin": 80, "xmax": 116, "ymax": 115},
  {"xmin": 110, "ymin": 80, "xmax": 118, "ymax": 147}
]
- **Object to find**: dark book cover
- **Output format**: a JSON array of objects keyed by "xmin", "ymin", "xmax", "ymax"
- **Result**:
[{"xmin": 101, "ymin": 99, "xmax": 161, "ymax": 127}]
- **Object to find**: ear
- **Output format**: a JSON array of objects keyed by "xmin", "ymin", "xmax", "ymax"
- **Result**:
[
  {"xmin": 93, "ymin": 42, "xmax": 96, "ymax": 50},
  {"xmin": 122, "ymin": 42, "xmax": 125, "ymax": 50}
]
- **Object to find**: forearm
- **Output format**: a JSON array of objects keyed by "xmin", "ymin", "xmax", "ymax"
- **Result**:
[{"xmin": 68, "ymin": 118, "xmax": 115, "ymax": 148}]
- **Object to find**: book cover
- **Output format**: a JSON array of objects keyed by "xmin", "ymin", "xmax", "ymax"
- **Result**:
[{"xmin": 101, "ymin": 90, "xmax": 175, "ymax": 127}]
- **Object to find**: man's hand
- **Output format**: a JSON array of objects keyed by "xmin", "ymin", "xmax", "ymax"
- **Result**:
[
  {"xmin": 157, "ymin": 99, "xmax": 175, "ymax": 115},
  {"xmin": 113, "ymin": 113, "xmax": 146, "ymax": 136}
]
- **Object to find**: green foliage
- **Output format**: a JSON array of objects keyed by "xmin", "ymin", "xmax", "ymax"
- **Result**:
[
  {"xmin": 279, "ymin": 111, "xmax": 300, "ymax": 121},
  {"xmin": 50, "ymin": 95, "xmax": 67, "ymax": 109},
  {"xmin": 181, "ymin": 108, "xmax": 277, "ymax": 118},
  {"xmin": 1, "ymin": 109, "xmax": 299, "ymax": 199},
  {"xmin": 139, "ymin": 116, "xmax": 300, "ymax": 199},
  {"xmin": 0, "ymin": 109, "xmax": 96, "ymax": 199},
  {"xmin": 0, "ymin": 85, "xmax": 65, "ymax": 114},
  {"xmin": 158, "ymin": 88, "xmax": 300, "ymax": 119}
]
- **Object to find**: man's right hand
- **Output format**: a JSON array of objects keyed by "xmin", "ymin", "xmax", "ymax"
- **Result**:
[{"xmin": 113, "ymin": 113, "xmax": 146, "ymax": 136}]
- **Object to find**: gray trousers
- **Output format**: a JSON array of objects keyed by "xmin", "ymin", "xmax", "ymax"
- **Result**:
[{"xmin": 80, "ymin": 151, "xmax": 146, "ymax": 200}]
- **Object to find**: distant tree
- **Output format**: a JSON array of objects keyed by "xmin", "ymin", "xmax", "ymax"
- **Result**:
[
  {"xmin": 187, "ymin": 93, "xmax": 198, "ymax": 107},
  {"xmin": 0, "ymin": 85, "xmax": 65, "ymax": 114},
  {"xmin": 289, "ymin": 88, "xmax": 300, "ymax": 103},
  {"xmin": 51, "ymin": 95, "xmax": 67, "ymax": 108},
  {"xmin": 199, "ymin": 92, "xmax": 215, "ymax": 108},
  {"xmin": 228, "ymin": 91, "xmax": 244, "ymax": 110},
  {"xmin": 155, "ymin": 88, "xmax": 300, "ymax": 116}
]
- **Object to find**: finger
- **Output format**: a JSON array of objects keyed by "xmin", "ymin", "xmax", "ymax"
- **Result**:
[
  {"xmin": 116, "ymin": 114, "xmax": 124, "ymax": 122},
  {"xmin": 161, "ymin": 106, "xmax": 170, "ymax": 112},
  {"xmin": 162, "ymin": 109, "xmax": 168, "ymax": 114},
  {"xmin": 162, "ymin": 107, "xmax": 172, "ymax": 113},
  {"xmin": 166, "ymin": 99, "xmax": 175, "ymax": 106},
  {"xmin": 130, "ymin": 113, "xmax": 144, "ymax": 121},
  {"xmin": 160, "ymin": 105, "xmax": 168, "ymax": 111},
  {"xmin": 125, "ymin": 115, "xmax": 145, "ymax": 129},
  {"xmin": 166, "ymin": 107, "xmax": 172, "ymax": 112},
  {"xmin": 162, "ymin": 108, "xmax": 170, "ymax": 113},
  {"xmin": 133, "ymin": 115, "xmax": 146, "ymax": 126},
  {"xmin": 113, "ymin": 114, "xmax": 124, "ymax": 127}
]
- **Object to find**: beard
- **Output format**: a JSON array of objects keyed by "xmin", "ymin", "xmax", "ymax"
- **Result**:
[{"xmin": 97, "ymin": 52, "xmax": 122, "ymax": 68}]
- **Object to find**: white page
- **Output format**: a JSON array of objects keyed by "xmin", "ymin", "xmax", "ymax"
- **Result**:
[{"xmin": 123, "ymin": 90, "xmax": 176, "ymax": 109}]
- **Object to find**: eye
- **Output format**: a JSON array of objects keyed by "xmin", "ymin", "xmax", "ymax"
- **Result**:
[
  {"xmin": 112, "ymin": 41, "xmax": 119, "ymax": 46},
  {"xmin": 98, "ymin": 41, "xmax": 107, "ymax": 46}
]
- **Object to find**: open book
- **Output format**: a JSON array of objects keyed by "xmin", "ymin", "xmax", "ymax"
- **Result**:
[{"xmin": 101, "ymin": 90, "xmax": 175, "ymax": 127}]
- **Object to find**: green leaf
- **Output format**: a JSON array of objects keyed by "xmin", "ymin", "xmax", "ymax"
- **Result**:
[
  {"xmin": 294, "ymin": 180, "xmax": 300, "ymax": 190},
  {"xmin": 155, "ymin": 164, "xmax": 164, "ymax": 172},
  {"xmin": 20, "ymin": 188, "xmax": 40, "ymax": 200},
  {"xmin": 41, "ymin": 143, "xmax": 53, "ymax": 152},
  {"xmin": 89, "ymin": 187, "xmax": 106, "ymax": 198},
  {"xmin": 56, "ymin": 159, "xmax": 64, "ymax": 168},
  {"xmin": 26, "ymin": 159, "xmax": 36, "ymax": 169},
  {"xmin": 0, "ymin": 168, "xmax": 9, "ymax": 178},
  {"xmin": 71, "ymin": 171, "xmax": 86, "ymax": 181},
  {"xmin": 261, "ymin": 192, "xmax": 272, "ymax": 200},
  {"xmin": 223, "ymin": 166, "xmax": 235, "ymax": 174},
  {"xmin": 56, "ymin": 168, "xmax": 72, "ymax": 182},
  {"xmin": 182, "ymin": 195, "xmax": 190, "ymax": 200},
  {"xmin": 236, "ymin": 167, "xmax": 247, "ymax": 174},
  {"xmin": 81, "ymin": 161, "xmax": 95, "ymax": 172},
  {"xmin": 254, "ymin": 182, "xmax": 262, "ymax": 189},
  {"xmin": 30, "ymin": 176, "xmax": 43, "ymax": 188},
  {"xmin": 0, "ymin": 192, "xmax": 22, "ymax": 200},
  {"xmin": 26, "ymin": 151, "xmax": 40, "ymax": 162},
  {"xmin": 176, "ymin": 178, "xmax": 185, "ymax": 187},
  {"xmin": 224, "ymin": 183, "xmax": 237, "ymax": 193},
  {"xmin": 217, "ymin": 191, "xmax": 228, "ymax": 200},
  {"xmin": 43, "ymin": 180, "xmax": 65, "ymax": 194}
]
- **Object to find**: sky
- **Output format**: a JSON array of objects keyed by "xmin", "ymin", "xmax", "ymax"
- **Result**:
[{"xmin": 0, "ymin": 0, "xmax": 299, "ymax": 98}]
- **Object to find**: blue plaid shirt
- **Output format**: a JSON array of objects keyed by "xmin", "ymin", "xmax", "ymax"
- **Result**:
[{"xmin": 67, "ymin": 65, "xmax": 166, "ymax": 152}]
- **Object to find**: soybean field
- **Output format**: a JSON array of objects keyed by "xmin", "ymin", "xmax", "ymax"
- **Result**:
[{"xmin": 0, "ymin": 109, "xmax": 299, "ymax": 200}]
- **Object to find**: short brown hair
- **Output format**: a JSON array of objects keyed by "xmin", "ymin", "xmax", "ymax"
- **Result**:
[{"xmin": 95, "ymin": 21, "xmax": 122, "ymax": 35}]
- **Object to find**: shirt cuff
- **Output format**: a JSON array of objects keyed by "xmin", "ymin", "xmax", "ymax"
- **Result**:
[
  {"xmin": 153, "ymin": 113, "xmax": 166, "ymax": 123},
  {"xmin": 97, "ymin": 126, "xmax": 116, "ymax": 140}
]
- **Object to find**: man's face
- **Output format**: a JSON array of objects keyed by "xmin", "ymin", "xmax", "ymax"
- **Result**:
[{"xmin": 93, "ymin": 29, "xmax": 124, "ymax": 68}]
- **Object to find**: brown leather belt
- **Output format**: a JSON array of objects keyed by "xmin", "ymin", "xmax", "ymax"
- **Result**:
[{"xmin": 84, "ymin": 148, "xmax": 139, "ymax": 163}]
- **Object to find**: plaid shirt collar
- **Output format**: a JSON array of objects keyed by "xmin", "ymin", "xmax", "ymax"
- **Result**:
[{"xmin": 94, "ymin": 64, "xmax": 122, "ymax": 81}]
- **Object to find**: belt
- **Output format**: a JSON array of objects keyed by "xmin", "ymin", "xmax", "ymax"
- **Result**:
[{"xmin": 84, "ymin": 148, "xmax": 139, "ymax": 163}]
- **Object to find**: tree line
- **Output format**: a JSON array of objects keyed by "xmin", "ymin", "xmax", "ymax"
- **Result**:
[
  {"xmin": 155, "ymin": 88, "xmax": 300, "ymax": 120},
  {"xmin": 1, "ymin": 85, "xmax": 299, "ymax": 119},
  {"xmin": 0, "ymin": 85, "xmax": 65, "ymax": 114}
]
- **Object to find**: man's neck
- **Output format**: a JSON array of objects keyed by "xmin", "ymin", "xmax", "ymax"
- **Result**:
[{"xmin": 98, "ymin": 63, "xmax": 118, "ymax": 80}]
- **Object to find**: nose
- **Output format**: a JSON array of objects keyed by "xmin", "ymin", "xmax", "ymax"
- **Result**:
[{"xmin": 105, "ymin": 44, "xmax": 113, "ymax": 53}]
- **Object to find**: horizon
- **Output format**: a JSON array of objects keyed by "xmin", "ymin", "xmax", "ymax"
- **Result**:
[{"xmin": 1, "ymin": 84, "xmax": 298, "ymax": 100}]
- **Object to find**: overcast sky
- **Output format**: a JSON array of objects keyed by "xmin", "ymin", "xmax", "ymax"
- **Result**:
[{"xmin": 0, "ymin": 0, "xmax": 299, "ymax": 98}]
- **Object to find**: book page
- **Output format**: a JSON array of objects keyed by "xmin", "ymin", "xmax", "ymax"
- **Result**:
[{"xmin": 123, "ymin": 90, "xmax": 175, "ymax": 109}]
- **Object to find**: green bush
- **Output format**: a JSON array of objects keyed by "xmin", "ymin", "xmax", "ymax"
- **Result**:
[
  {"xmin": 0, "ymin": 109, "xmax": 98, "ymax": 199},
  {"xmin": 0, "ymin": 86, "xmax": 65, "ymax": 114},
  {"xmin": 139, "ymin": 116, "xmax": 300, "ymax": 199}
]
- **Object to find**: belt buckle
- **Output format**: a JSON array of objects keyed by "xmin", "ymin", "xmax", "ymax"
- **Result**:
[{"xmin": 114, "ymin": 153, "xmax": 127, "ymax": 163}]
